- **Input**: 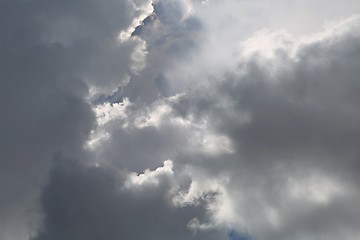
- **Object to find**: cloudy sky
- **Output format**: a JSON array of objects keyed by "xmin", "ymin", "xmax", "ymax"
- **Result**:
[{"xmin": 1, "ymin": 0, "xmax": 360, "ymax": 239}]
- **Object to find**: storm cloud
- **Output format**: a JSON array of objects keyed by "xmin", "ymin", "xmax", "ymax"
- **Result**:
[{"xmin": 1, "ymin": 0, "xmax": 360, "ymax": 240}]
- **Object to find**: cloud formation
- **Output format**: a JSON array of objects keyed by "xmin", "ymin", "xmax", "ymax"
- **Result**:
[
  {"xmin": 0, "ymin": 0, "xmax": 150, "ymax": 238},
  {"xmin": 91, "ymin": 11, "xmax": 360, "ymax": 240},
  {"xmin": 34, "ymin": 157, "xmax": 221, "ymax": 240},
  {"xmin": 1, "ymin": 0, "xmax": 360, "ymax": 240}
]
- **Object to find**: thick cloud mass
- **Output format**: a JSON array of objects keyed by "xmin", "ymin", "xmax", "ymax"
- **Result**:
[
  {"xmin": 166, "ymin": 15, "xmax": 360, "ymax": 239},
  {"xmin": 92, "ymin": 12, "xmax": 360, "ymax": 240},
  {"xmin": 34, "ymin": 157, "xmax": 221, "ymax": 240},
  {"xmin": 0, "ymin": 0, "xmax": 149, "ymax": 238},
  {"xmin": 0, "ymin": 1, "xmax": 93, "ymax": 238},
  {"xmin": 2, "ymin": 0, "xmax": 360, "ymax": 240}
]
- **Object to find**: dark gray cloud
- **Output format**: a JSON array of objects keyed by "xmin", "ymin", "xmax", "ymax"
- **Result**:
[
  {"xmin": 34, "ymin": 156, "xmax": 222, "ymax": 240},
  {"xmin": 2, "ymin": 0, "xmax": 360, "ymax": 240},
  {"xmin": 0, "ymin": 2, "xmax": 93, "ymax": 239},
  {"xmin": 0, "ymin": 0, "xmax": 149, "ymax": 238},
  {"xmin": 172, "ymin": 18, "xmax": 360, "ymax": 175},
  {"xmin": 88, "ymin": 17, "xmax": 360, "ymax": 239},
  {"xmin": 168, "ymin": 15, "xmax": 360, "ymax": 240},
  {"xmin": 0, "ymin": 0, "xmax": 219, "ymax": 239},
  {"xmin": 90, "ymin": 13, "xmax": 360, "ymax": 240}
]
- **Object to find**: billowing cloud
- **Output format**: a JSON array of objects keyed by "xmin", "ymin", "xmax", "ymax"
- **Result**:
[
  {"xmin": 2, "ymin": 0, "xmax": 360, "ymax": 240},
  {"xmin": 34, "ymin": 157, "xmax": 222, "ymax": 240},
  {"xmin": 0, "ymin": 0, "xmax": 151, "ymax": 238},
  {"xmin": 168, "ymin": 13, "xmax": 360, "ymax": 240},
  {"xmin": 89, "ymin": 11, "xmax": 360, "ymax": 240}
]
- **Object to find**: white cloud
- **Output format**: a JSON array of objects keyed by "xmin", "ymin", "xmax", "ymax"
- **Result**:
[{"xmin": 125, "ymin": 160, "xmax": 174, "ymax": 187}]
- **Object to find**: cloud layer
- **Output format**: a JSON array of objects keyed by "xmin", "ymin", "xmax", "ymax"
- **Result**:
[{"xmin": 1, "ymin": 0, "xmax": 360, "ymax": 240}]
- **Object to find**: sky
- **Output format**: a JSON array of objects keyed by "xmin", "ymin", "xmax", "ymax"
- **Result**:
[{"xmin": 1, "ymin": 0, "xmax": 360, "ymax": 240}]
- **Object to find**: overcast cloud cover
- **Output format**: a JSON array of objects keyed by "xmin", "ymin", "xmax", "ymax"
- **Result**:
[{"xmin": 1, "ymin": 0, "xmax": 360, "ymax": 240}]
